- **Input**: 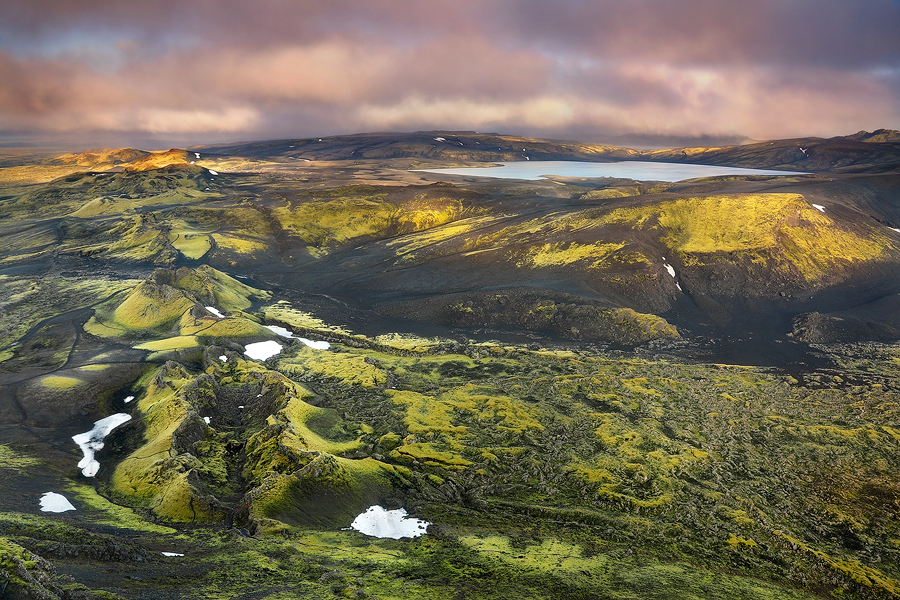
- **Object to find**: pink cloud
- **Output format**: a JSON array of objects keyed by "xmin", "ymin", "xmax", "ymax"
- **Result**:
[{"xmin": 0, "ymin": 0, "xmax": 897, "ymax": 142}]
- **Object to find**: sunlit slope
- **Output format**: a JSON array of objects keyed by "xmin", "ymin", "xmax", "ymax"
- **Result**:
[
  {"xmin": 271, "ymin": 183, "xmax": 475, "ymax": 256},
  {"xmin": 84, "ymin": 266, "xmax": 272, "ymax": 354},
  {"xmin": 340, "ymin": 191, "xmax": 897, "ymax": 338}
]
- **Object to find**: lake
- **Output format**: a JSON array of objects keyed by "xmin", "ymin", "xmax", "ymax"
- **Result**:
[{"xmin": 413, "ymin": 161, "xmax": 809, "ymax": 182}]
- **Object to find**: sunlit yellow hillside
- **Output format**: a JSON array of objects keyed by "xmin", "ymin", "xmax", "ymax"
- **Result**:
[
  {"xmin": 607, "ymin": 193, "xmax": 893, "ymax": 282},
  {"xmin": 122, "ymin": 149, "xmax": 192, "ymax": 171}
]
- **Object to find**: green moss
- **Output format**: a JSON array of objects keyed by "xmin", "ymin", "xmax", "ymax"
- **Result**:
[
  {"xmin": 608, "ymin": 307, "xmax": 680, "ymax": 339},
  {"xmin": 111, "ymin": 280, "xmax": 195, "ymax": 330},
  {"xmin": 263, "ymin": 301, "xmax": 353, "ymax": 336},
  {"xmin": 373, "ymin": 332, "xmax": 443, "ymax": 353},
  {"xmin": 39, "ymin": 375, "xmax": 82, "ymax": 389},
  {"xmin": 65, "ymin": 482, "xmax": 177, "ymax": 534},
  {"xmin": 0, "ymin": 445, "xmax": 41, "ymax": 474},
  {"xmin": 277, "ymin": 346, "xmax": 388, "ymax": 387},
  {"xmin": 0, "ymin": 275, "xmax": 139, "ymax": 348},
  {"xmin": 134, "ymin": 335, "xmax": 200, "ymax": 351},
  {"xmin": 517, "ymin": 241, "xmax": 626, "ymax": 269},
  {"xmin": 654, "ymin": 194, "xmax": 892, "ymax": 281},
  {"xmin": 178, "ymin": 311, "xmax": 271, "ymax": 338},
  {"xmin": 77, "ymin": 363, "xmax": 111, "ymax": 371}
]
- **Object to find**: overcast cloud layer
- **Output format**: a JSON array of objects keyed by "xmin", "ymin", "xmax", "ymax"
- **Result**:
[{"xmin": 1, "ymin": 0, "xmax": 899, "ymax": 146}]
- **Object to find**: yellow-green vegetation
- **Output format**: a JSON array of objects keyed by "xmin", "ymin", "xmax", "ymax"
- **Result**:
[
  {"xmin": 0, "ymin": 275, "xmax": 139, "ymax": 348},
  {"xmin": 109, "ymin": 364, "xmax": 209, "ymax": 521},
  {"xmin": 517, "ymin": 241, "xmax": 626, "ymax": 268},
  {"xmin": 5, "ymin": 305, "xmax": 900, "ymax": 599},
  {"xmin": 86, "ymin": 265, "xmax": 271, "ymax": 341},
  {"xmin": 261, "ymin": 334, "xmax": 899, "ymax": 599},
  {"xmin": 277, "ymin": 345, "xmax": 388, "ymax": 387},
  {"xmin": 5, "ymin": 143, "xmax": 900, "ymax": 600},
  {"xmin": 0, "ymin": 164, "xmax": 86, "ymax": 185},
  {"xmin": 386, "ymin": 384, "xmax": 542, "ymax": 470},
  {"xmin": 580, "ymin": 185, "xmax": 642, "ymax": 199},
  {"xmin": 211, "ymin": 233, "xmax": 268, "ymax": 254},
  {"xmin": 171, "ymin": 264, "xmax": 271, "ymax": 311},
  {"xmin": 39, "ymin": 375, "xmax": 82, "ymax": 390},
  {"xmin": 133, "ymin": 335, "xmax": 200, "ymax": 351},
  {"xmin": 388, "ymin": 214, "xmax": 501, "ymax": 263},
  {"xmin": 112, "ymin": 280, "xmax": 196, "ymax": 330},
  {"xmin": 178, "ymin": 309, "xmax": 270, "ymax": 338},
  {"xmin": 65, "ymin": 482, "xmax": 177, "ymax": 534},
  {"xmin": 0, "ymin": 445, "xmax": 41, "ymax": 474},
  {"xmin": 608, "ymin": 307, "xmax": 679, "ymax": 339},
  {"xmin": 111, "ymin": 354, "xmax": 396, "ymax": 529},
  {"xmin": 381, "ymin": 191, "xmax": 892, "ymax": 287},
  {"xmin": 372, "ymin": 333, "xmax": 444, "ymax": 354},
  {"xmin": 263, "ymin": 301, "xmax": 353, "ymax": 336},
  {"xmin": 243, "ymin": 385, "xmax": 398, "ymax": 527},
  {"xmin": 274, "ymin": 186, "xmax": 470, "ymax": 256},
  {"xmin": 168, "ymin": 225, "xmax": 213, "ymax": 259},
  {"xmin": 651, "ymin": 194, "xmax": 892, "ymax": 280},
  {"xmin": 77, "ymin": 364, "xmax": 110, "ymax": 371}
]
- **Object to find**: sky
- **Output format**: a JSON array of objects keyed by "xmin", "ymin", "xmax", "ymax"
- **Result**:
[{"xmin": 1, "ymin": 0, "xmax": 899, "ymax": 148}]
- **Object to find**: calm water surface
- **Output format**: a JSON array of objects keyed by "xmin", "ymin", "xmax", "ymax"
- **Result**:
[{"xmin": 414, "ymin": 161, "xmax": 809, "ymax": 182}]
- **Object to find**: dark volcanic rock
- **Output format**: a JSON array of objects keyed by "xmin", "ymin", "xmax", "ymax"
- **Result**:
[
  {"xmin": 378, "ymin": 288, "xmax": 679, "ymax": 345},
  {"xmin": 790, "ymin": 311, "xmax": 900, "ymax": 343}
]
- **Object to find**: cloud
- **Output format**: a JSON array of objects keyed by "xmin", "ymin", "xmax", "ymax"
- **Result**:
[{"xmin": 0, "ymin": 0, "xmax": 898, "ymax": 144}]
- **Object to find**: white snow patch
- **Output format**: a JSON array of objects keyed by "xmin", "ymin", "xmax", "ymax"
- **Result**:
[
  {"xmin": 195, "ymin": 152, "xmax": 201, "ymax": 159},
  {"xmin": 161, "ymin": 552, "xmax": 184, "ymax": 557},
  {"xmin": 676, "ymin": 282, "xmax": 683, "ymax": 292},
  {"xmin": 205, "ymin": 187, "xmax": 210, "ymax": 191},
  {"xmin": 264, "ymin": 325, "xmax": 294, "ymax": 338},
  {"xmin": 190, "ymin": 161, "xmax": 195, "ymax": 164},
  {"xmin": 298, "ymin": 338, "xmax": 330, "ymax": 350},
  {"xmin": 525, "ymin": 156, "xmax": 530, "ymax": 160},
  {"xmin": 40, "ymin": 492, "xmax": 76, "ymax": 513},
  {"xmin": 208, "ymin": 169, "xmax": 218, "ymax": 175},
  {"xmin": 349, "ymin": 506, "xmax": 430, "ymax": 539},
  {"xmin": 219, "ymin": 355, "xmax": 227, "ymax": 362},
  {"xmin": 206, "ymin": 306, "xmax": 225, "ymax": 318},
  {"xmin": 238, "ymin": 405, "xmax": 245, "ymax": 409},
  {"xmin": 812, "ymin": 204, "xmax": 826, "ymax": 212},
  {"xmin": 433, "ymin": 137, "xmax": 446, "ymax": 142},
  {"xmin": 264, "ymin": 325, "xmax": 330, "ymax": 349},
  {"xmin": 72, "ymin": 413, "xmax": 132, "ymax": 477},
  {"xmin": 664, "ymin": 264, "xmax": 676, "ymax": 278},
  {"xmin": 244, "ymin": 340, "xmax": 283, "ymax": 360},
  {"xmin": 890, "ymin": 227, "xmax": 900, "ymax": 233},
  {"xmin": 203, "ymin": 417, "xmax": 211, "ymax": 425},
  {"xmin": 123, "ymin": 395, "xmax": 135, "ymax": 404}
]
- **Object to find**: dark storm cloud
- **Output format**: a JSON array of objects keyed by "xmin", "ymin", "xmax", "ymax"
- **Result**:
[
  {"xmin": 0, "ymin": 0, "xmax": 897, "ymax": 144},
  {"xmin": 496, "ymin": 0, "xmax": 900, "ymax": 68}
]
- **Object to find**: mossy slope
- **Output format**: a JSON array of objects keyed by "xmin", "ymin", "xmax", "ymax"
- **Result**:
[{"xmin": 85, "ymin": 265, "xmax": 270, "ymax": 345}]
